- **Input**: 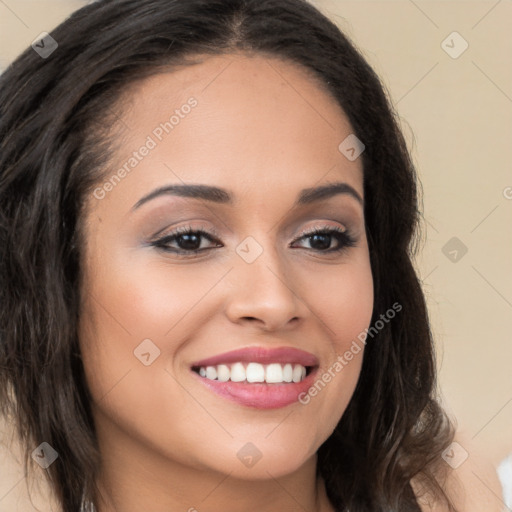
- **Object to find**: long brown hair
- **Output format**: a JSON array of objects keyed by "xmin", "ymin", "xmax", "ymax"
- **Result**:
[{"xmin": 0, "ymin": 1, "xmax": 455, "ymax": 510}]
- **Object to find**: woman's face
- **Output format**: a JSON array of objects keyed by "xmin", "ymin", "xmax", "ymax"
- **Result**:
[{"xmin": 79, "ymin": 53, "xmax": 373, "ymax": 480}]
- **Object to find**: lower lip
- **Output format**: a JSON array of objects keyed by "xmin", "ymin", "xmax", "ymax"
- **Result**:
[{"xmin": 191, "ymin": 368, "xmax": 318, "ymax": 409}]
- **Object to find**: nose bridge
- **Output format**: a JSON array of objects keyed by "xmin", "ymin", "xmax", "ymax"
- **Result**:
[
  {"xmin": 237, "ymin": 232, "xmax": 295, "ymax": 298},
  {"xmin": 224, "ymin": 231, "xmax": 302, "ymax": 328}
]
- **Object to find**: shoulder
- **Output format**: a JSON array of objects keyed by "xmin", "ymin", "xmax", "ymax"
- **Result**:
[{"xmin": 411, "ymin": 432, "xmax": 504, "ymax": 512}]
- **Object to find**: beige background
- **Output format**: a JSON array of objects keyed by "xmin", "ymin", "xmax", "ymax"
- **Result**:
[{"xmin": 1, "ymin": 0, "xmax": 511, "ymax": 510}]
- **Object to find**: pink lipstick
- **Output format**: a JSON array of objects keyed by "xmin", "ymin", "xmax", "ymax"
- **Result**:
[{"xmin": 190, "ymin": 346, "xmax": 319, "ymax": 409}]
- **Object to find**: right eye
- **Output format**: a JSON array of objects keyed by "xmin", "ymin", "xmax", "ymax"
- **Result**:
[{"xmin": 150, "ymin": 225, "xmax": 223, "ymax": 255}]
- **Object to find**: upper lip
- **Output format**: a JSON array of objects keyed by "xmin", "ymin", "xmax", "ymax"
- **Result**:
[{"xmin": 191, "ymin": 346, "xmax": 319, "ymax": 368}]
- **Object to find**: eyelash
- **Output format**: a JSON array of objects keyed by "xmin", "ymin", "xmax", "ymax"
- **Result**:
[{"xmin": 150, "ymin": 224, "xmax": 357, "ymax": 257}]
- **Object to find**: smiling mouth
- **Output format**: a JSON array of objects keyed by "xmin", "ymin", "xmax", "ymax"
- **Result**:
[{"xmin": 191, "ymin": 362, "xmax": 315, "ymax": 384}]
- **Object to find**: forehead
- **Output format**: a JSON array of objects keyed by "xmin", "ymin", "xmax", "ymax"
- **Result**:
[
  {"xmin": 118, "ymin": 52, "xmax": 343, "ymax": 122},
  {"xmin": 89, "ymin": 52, "xmax": 364, "ymax": 215}
]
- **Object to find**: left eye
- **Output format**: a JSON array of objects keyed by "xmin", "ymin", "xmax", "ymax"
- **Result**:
[
  {"xmin": 291, "ymin": 226, "xmax": 356, "ymax": 252},
  {"xmin": 150, "ymin": 225, "xmax": 356, "ymax": 255}
]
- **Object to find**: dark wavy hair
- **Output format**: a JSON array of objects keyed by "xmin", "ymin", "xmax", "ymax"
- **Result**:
[{"xmin": 0, "ymin": 0, "xmax": 456, "ymax": 510}]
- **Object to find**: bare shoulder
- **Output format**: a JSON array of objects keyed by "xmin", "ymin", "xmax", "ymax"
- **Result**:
[{"xmin": 411, "ymin": 433, "xmax": 504, "ymax": 512}]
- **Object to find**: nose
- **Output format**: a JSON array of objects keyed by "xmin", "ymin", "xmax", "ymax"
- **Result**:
[{"xmin": 224, "ymin": 242, "xmax": 306, "ymax": 332}]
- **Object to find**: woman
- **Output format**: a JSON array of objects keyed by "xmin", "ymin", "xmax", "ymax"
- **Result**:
[{"xmin": 0, "ymin": 0, "xmax": 500, "ymax": 511}]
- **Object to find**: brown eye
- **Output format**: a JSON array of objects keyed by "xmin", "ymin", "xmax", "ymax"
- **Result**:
[
  {"xmin": 151, "ymin": 226, "xmax": 222, "ymax": 254},
  {"xmin": 291, "ymin": 226, "xmax": 356, "ymax": 253}
]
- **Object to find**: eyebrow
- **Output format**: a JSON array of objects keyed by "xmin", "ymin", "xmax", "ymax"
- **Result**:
[{"xmin": 131, "ymin": 181, "xmax": 364, "ymax": 211}]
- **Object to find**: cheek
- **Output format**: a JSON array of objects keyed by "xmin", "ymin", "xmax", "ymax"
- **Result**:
[
  {"xmin": 77, "ymin": 262, "xmax": 208, "ymax": 469},
  {"xmin": 88, "ymin": 251, "xmax": 223, "ymax": 338},
  {"xmin": 300, "ymin": 251, "xmax": 374, "ymax": 349},
  {"xmin": 77, "ymin": 250, "xmax": 227, "ymax": 423},
  {"xmin": 292, "ymin": 251, "xmax": 373, "ymax": 435}
]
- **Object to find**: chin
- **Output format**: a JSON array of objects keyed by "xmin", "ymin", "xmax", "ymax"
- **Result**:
[{"xmin": 187, "ymin": 430, "xmax": 320, "ymax": 480}]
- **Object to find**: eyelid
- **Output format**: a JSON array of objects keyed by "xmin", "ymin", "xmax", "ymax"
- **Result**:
[
  {"xmin": 150, "ymin": 223, "xmax": 221, "ymax": 242},
  {"xmin": 151, "ymin": 221, "xmax": 349, "ymax": 244},
  {"xmin": 149, "ymin": 221, "xmax": 357, "ymax": 256},
  {"xmin": 293, "ymin": 222, "xmax": 348, "ymax": 239}
]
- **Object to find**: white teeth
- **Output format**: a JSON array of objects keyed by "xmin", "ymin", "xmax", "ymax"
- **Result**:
[
  {"xmin": 292, "ymin": 364, "xmax": 304, "ymax": 383},
  {"xmin": 230, "ymin": 362, "xmax": 246, "ymax": 382},
  {"xmin": 196, "ymin": 362, "xmax": 309, "ymax": 383},
  {"xmin": 246, "ymin": 362, "xmax": 265, "ymax": 382},
  {"xmin": 283, "ymin": 363, "xmax": 293, "ymax": 382},
  {"xmin": 265, "ymin": 363, "xmax": 283, "ymax": 383},
  {"xmin": 217, "ymin": 364, "xmax": 230, "ymax": 382},
  {"xmin": 205, "ymin": 366, "xmax": 217, "ymax": 380}
]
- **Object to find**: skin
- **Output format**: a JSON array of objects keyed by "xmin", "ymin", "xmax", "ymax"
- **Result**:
[
  {"xmin": 76, "ymin": 50, "xmax": 505, "ymax": 512},
  {"xmin": 79, "ymin": 52, "xmax": 373, "ymax": 512}
]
